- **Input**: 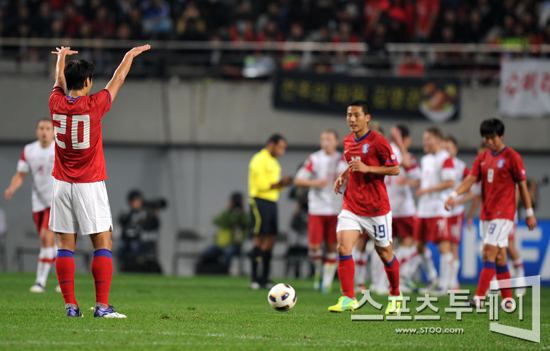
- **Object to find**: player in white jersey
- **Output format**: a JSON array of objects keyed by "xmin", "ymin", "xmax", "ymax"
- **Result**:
[
  {"xmin": 413, "ymin": 127, "xmax": 455, "ymax": 294},
  {"xmin": 442, "ymin": 135, "xmax": 469, "ymax": 290},
  {"xmin": 294, "ymin": 130, "xmax": 347, "ymax": 292},
  {"xmin": 5, "ymin": 119, "xmax": 60, "ymax": 293},
  {"xmin": 386, "ymin": 125, "xmax": 422, "ymax": 291}
]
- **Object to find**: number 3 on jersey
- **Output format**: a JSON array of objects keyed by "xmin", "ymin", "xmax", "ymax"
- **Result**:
[{"xmin": 53, "ymin": 114, "xmax": 90, "ymax": 150}]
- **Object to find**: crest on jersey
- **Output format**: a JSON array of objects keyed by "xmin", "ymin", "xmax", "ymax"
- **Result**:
[
  {"xmin": 497, "ymin": 159, "xmax": 505, "ymax": 169},
  {"xmin": 362, "ymin": 144, "xmax": 369, "ymax": 154}
]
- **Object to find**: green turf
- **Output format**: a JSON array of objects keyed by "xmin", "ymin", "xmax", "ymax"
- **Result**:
[{"xmin": 0, "ymin": 273, "xmax": 548, "ymax": 350}]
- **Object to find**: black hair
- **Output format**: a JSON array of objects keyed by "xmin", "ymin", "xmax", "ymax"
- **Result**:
[
  {"xmin": 425, "ymin": 126, "xmax": 443, "ymax": 139},
  {"xmin": 444, "ymin": 134, "xmax": 457, "ymax": 147},
  {"xmin": 65, "ymin": 59, "xmax": 95, "ymax": 92},
  {"xmin": 127, "ymin": 189, "xmax": 143, "ymax": 202},
  {"xmin": 349, "ymin": 100, "xmax": 371, "ymax": 115},
  {"xmin": 395, "ymin": 124, "xmax": 410, "ymax": 138},
  {"xmin": 230, "ymin": 191, "xmax": 243, "ymax": 209},
  {"xmin": 480, "ymin": 118, "xmax": 505, "ymax": 138},
  {"xmin": 267, "ymin": 133, "xmax": 286, "ymax": 145},
  {"xmin": 37, "ymin": 118, "xmax": 52, "ymax": 126}
]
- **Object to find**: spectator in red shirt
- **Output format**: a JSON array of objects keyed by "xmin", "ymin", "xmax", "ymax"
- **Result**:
[
  {"xmin": 398, "ymin": 52, "xmax": 424, "ymax": 76},
  {"xmin": 415, "ymin": 0, "xmax": 440, "ymax": 42},
  {"xmin": 386, "ymin": 0, "xmax": 415, "ymax": 37},
  {"xmin": 363, "ymin": 0, "xmax": 390, "ymax": 37}
]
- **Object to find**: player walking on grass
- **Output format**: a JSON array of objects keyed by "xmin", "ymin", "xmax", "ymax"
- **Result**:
[
  {"xmin": 444, "ymin": 119, "xmax": 537, "ymax": 308},
  {"xmin": 414, "ymin": 127, "xmax": 455, "ymax": 295},
  {"xmin": 5, "ymin": 119, "xmax": 61, "ymax": 293},
  {"xmin": 442, "ymin": 135, "xmax": 469, "ymax": 290},
  {"xmin": 329, "ymin": 100, "xmax": 402, "ymax": 314},
  {"xmin": 386, "ymin": 125, "xmax": 422, "ymax": 292},
  {"xmin": 294, "ymin": 130, "xmax": 346, "ymax": 293},
  {"xmin": 49, "ymin": 44, "xmax": 150, "ymax": 318}
]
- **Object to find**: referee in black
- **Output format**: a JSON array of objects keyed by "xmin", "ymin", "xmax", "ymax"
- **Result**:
[{"xmin": 248, "ymin": 134, "xmax": 292, "ymax": 289}]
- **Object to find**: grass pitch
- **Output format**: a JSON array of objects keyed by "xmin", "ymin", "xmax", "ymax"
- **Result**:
[{"xmin": 0, "ymin": 272, "xmax": 548, "ymax": 350}]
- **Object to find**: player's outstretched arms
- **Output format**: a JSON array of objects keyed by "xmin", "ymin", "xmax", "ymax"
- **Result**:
[
  {"xmin": 106, "ymin": 44, "xmax": 151, "ymax": 103},
  {"xmin": 4, "ymin": 172, "xmax": 26, "ymax": 200},
  {"xmin": 444, "ymin": 174, "xmax": 477, "ymax": 211},
  {"xmin": 518, "ymin": 179, "xmax": 537, "ymax": 230},
  {"xmin": 51, "ymin": 46, "xmax": 78, "ymax": 91}
]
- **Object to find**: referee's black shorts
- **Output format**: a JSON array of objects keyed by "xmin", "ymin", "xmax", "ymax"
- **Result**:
[{"xmin": 249, "ymin": 197, "xmax": 278, "ymax": 236}]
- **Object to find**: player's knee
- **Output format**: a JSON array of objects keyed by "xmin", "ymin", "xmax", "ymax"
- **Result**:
[{"xmin": 336, "ymin": 244, "xmax": 352, "ymax": 257}]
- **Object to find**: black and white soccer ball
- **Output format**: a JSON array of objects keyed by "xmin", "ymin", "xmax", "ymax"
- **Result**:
[{"xmin": 267, "ymin": 283, "xmax": 297, "ymax": 312}]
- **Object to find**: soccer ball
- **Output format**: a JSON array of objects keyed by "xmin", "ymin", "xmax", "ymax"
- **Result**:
[{"xmin": 267, "ymin": 283, "xmax": 297, "ymax": 312}]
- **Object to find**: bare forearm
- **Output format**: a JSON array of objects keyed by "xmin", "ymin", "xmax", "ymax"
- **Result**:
[
  {"xmin": 424, "ymin": 180, "xmax": 455, "ymax": 194},
  {"xmin": 366, "ymin": 165, "xmax": 400, "ymax": 176},
  {"xmin": 106, "ymin": 53, "xmax": 135, "ymax": 102},
  {"xmin": 54, "ymin": 54, "xmax": 67, "ymax": 91},
  {"xmin": 454, "ymin": 176, "xmax": 477, "ymax": 196},
  {"xmin": 518, "ymin": 180, "xmax": 533, "ymax": 210},
  {"xmin": 8, "ymin": 172, "xmax": 25, "ymax": 193}
]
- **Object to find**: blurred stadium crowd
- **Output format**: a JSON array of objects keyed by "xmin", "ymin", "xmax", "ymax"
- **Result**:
[
  {"xmin": 2, "ymin": 0, "xmax": 550, "ymax": 80},
  {"xmin": 2, "ymin": 0, "xmax": 550, "ymax": 44}
]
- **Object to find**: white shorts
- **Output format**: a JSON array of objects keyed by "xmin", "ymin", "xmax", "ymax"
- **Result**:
[
  {"xmin": 49, "ymin": 179, "xmax": 113, "ymax": 235},
  {"xmin": 336, "ymin": 209, "xmax": 393, "ymax": 247},
  {"xmin": 479, "ymin": 219, "xmax": 514, "ymax": 248}
]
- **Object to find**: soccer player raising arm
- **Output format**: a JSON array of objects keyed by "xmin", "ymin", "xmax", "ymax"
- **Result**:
[
  {"xmin": 444, "ymin": 119, "xmax": 536, "ymax": 308},
  {"xmin": 49, "ymin": 45, "xmax": 149, "ymax": 318}
]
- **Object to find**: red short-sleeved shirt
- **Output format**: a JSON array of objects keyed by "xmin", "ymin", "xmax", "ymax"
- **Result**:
[
  {"xmin": 342, "ymin": 130, "xmax": 398, "ymax": 217},
  {"xmin": 48, "ymin": 86, "xmax": 111, "ymax": 183},
  {"xmin": 470, "ymin": 147, "xmax": 526, "ymax": 221}
]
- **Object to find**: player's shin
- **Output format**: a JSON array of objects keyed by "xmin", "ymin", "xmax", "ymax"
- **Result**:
[
  {"xmin": 309, "ymin": 248, "xmax": 323, "ymax": 289},
  {"xmin": 322, "ymin": 252, "xmax": 338, "ymax": 290},
  {"xmin": 91, "ymin": 249, "xmax": 113, "ymax": 309},
  {"xmin": 438, "ymin": 252, "xmax": 454, "ymax": 291},
  {"xmin": 475, "ymin": 261, "xmax": 496, "ymax": 298},
  {"xmin": 56, "ymin": 249, "xmax": 78, "ymax": 307},
  {"xmin": 36, "ymin": 246, "xmax": 56, "ymax": 287},
  {"xmin": 383, "ymin": 255, "xmax": 401, "ymax": 296},
  {"xmin": 338, "ymin": 255, "xmax": 355, "ymax": 299},
  {"xmin": 421, "ymin": 247, "xmax": 438, "ymax": 282},
  {"xmin": 496, "ymin": 264, "xmax": 513, "ymax": 300}
]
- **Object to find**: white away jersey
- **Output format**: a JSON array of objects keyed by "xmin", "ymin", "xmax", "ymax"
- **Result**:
[
  {"xmin": 295, "ymin": 149, "xmax": 346, "ymax": 215},
  {"xmin": 17, "ymin": 141, "xmax": 55, "ymax": 212},
  {"xmin": 448, "ymin": 157, "xmax": 469, "ymax": 216},
  {"xmin": 385, "ymin": 143, "xmax": 421, "ymax": 217},
  {"xmin": 417, "ymin": 149, "xmax": 454, "ymax": 218}
]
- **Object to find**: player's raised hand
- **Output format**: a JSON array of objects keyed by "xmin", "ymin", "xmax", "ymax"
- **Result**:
[
  {"xmin": 126, "ymin": 44, "xmax": 151, "ymax": 58},
  {"xmin": 51, "ymin": 46, "xmax": 78, "ymax": 56}
]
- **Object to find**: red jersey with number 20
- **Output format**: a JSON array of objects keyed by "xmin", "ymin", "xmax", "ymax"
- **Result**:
[
  {"xmin": 48, "ymin": 86, "xmax": 111, "ymax": 183},
  {"xmin": 342, "ymin": 130, "xmax": 398, "ymax": 217},
  {"xmin": 470, "ymin": 147, "xmax": 526, "ymax": 221}
]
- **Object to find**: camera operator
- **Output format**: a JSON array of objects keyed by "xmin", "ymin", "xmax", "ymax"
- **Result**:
[{"xmin": 118, "ymin": 190, "xmax": 167, "ymax": 273}]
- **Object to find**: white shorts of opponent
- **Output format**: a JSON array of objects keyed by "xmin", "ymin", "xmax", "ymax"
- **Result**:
[
  {"xmin": 49, "ymin": 179, "xmax": 113, "ymax": 235},
  {"xmin": 336, "ymin": 209, "xmax": 393, "ymax": 247},
  {"xmin": 479, "ymin": 219, "xmax": 514, "ymax": 248}
]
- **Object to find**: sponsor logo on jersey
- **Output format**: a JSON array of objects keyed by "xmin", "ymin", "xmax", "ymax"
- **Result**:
[
  {"xmin": 344, "ymin": 149, "xmax": 349, "ymax": 153},
  {"xmin": 497, "ymin": 159, "xmax": 505, "ymax": 169},
  {"xmin": 362, "ymin": 144, "xmax": 369, "ymax": 154}
]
